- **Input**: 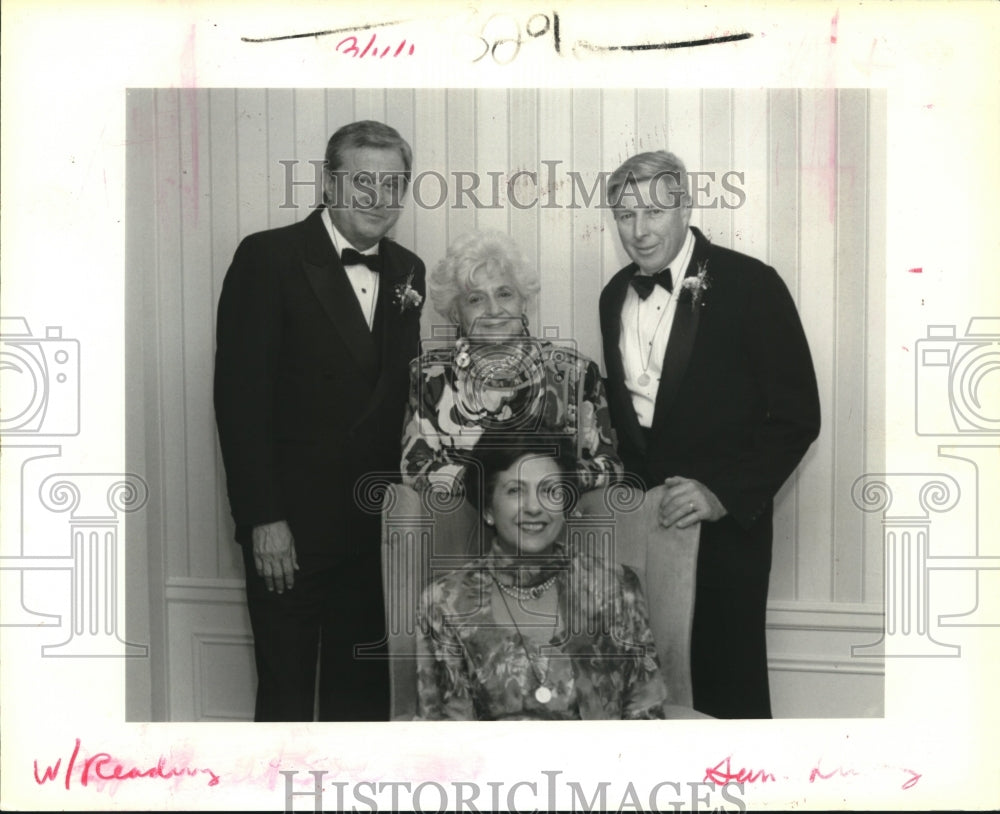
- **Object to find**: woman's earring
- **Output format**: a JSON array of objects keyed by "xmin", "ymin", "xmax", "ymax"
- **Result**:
[{"xmin": 484, "ymin": 511, "xmax": 494, "ymax": 526}]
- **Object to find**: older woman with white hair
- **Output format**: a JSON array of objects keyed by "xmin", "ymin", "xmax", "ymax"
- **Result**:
[{"xmin": 400, "ymin": 230, "xmax": 622, "ymax": 493}]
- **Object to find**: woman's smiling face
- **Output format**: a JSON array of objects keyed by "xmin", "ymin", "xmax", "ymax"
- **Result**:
[
  {"xmin": 454, "ymin": 265, "xmax": 526, "ymax": 339},
  {"xmin": 485, "ymin": 453, "xmax": 566, "ymax": 556}
]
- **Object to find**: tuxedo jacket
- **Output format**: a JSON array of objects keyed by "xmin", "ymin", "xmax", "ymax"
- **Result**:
[
  {"xmin": 599, "ymin": 227, "xmax": 820, "ymax": 581},
  {"xmin": 214, "ymin": 208, "xmax": 425, "ymax": 568}
]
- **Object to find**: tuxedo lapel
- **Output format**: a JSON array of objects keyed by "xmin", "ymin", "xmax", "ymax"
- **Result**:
[
  {"xmin": 602, "ymin": 265, "xmax": 647, "ymax": 454},
  {"xmin": 650, "ymin": 228, "xmax": 709, "ymax": 429},
  {"xmin": 299, "ymin": 209, "xmax": 379, "ymax": 374},
  {"xmin": 352, "ymin": 238, "xmax": 417, "ymax": 428}
]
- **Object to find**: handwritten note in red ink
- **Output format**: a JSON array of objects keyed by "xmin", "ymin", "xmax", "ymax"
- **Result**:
[
  {"xmin": 705, "ymin": 755, "xmax": 921, "ymax": 791},
  {"xmin": 33, "ymin": 739, "xmax": 220, "ymax": 791},
  {"xmin": 336, "ymin": 33, "xmax": 414, "ymax": 58}
]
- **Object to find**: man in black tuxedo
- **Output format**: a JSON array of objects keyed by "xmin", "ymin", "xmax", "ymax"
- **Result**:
[
  {"xmin": 598, "ymin": 151, "xmax": 820, "ymax": 718},
  {"xmin": 214, "ymin": 121, "xmax": 425, "ymax": 721}
]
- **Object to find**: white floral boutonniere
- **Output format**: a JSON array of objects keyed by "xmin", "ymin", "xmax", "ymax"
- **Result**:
[
  {"xmin": 393, "ymin": 269, "xmax": 423, "ymax": 314},
  {"xmin": 679, "ymin": 260, "xmax": 711, "ymax": 309}
]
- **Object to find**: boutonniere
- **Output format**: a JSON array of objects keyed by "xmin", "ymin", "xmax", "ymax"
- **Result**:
[
  {"xmin": 679, "ymin": 261, "xmax": 710, "ymax": 309},
  {"xmin": 393, "ymin": 269, "xmax": 423, "ymax": 314}
]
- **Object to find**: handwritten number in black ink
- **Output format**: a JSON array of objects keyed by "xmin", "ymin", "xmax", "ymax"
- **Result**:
[
  {"xmin": 525, "ymin": 12, "xmax": 560, "ymax": 54},
  {"xmin": 479, "ymin": 14, "xmax": 522, "ymax": 65}
]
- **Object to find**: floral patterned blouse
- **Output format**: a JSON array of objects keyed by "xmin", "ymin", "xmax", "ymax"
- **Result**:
[
  {"xmin": 415, "ymin": 541, "xmax": 669, "ymax": 720},
  {"xmin": 400, "ymin": 339, "xmax": 622, "ymax": 492}
]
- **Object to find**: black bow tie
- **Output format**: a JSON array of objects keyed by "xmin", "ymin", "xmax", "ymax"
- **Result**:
[
  {"xmin": 630, "ymin": 268, "xmax": 673, "ymax": 300},
  {"xmin": 341, "ymin": 248, "xmax": 381, "ymax": 272}
]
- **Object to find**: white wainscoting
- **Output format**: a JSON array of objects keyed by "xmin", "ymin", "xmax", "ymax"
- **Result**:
[{"xmin": 158, "ymin": 580, "xmax": 883, "ymax": 721}]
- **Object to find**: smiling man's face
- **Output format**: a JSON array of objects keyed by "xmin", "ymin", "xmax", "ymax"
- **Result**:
[
  {"xmin": 613, "ymin": 175, "xmax": 692, "ymax": 275},
  {"xmin": 325, "ymin": 145, "xmax": 408, "ymax": 251}
]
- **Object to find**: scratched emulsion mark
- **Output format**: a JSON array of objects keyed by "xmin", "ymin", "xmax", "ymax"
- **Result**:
[{"xmin": 32, "ymin": 738, "xmax": 220, "ymax": 792}]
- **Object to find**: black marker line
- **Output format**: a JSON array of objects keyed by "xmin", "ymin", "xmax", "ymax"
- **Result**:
[
  {"xmin": 242, "ymin": 18, "xmax": 412, "ymax": 44},
  {"xmin": 576, "ymin": 32, "xmax": 753, "ymax": 52}
]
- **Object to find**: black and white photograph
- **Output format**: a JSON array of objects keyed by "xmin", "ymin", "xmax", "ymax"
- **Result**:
[
  {"xmin": 124, "ymin": 87, "xmax": 885, "ymax": 725},
  {"xmin": 2, "ymin": 2, "xmax": 998, "ymax": 812}
]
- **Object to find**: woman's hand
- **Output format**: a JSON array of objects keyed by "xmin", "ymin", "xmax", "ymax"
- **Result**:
[{"xmin": 657, "ymin": 477, "xmax": 728, "ymax": 529}]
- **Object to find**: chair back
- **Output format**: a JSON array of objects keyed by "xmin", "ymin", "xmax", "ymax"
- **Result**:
[{"xmin": 381, "ymin": 483, "xmax": 700, "ymax": 719}]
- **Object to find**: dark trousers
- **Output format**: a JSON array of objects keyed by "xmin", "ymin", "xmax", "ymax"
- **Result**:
[
  {"xmin": 690, "ymin": 570, "xmax": 772, "ymax": 719},
  {"xmin": 242, "ymin": 545, "xmax": 390, "ymax": 721}
]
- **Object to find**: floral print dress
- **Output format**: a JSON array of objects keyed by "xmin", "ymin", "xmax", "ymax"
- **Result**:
[
  {"xmin": 400, "ymin": 339, "xmax": 622, "ymax": 492},
  {"xmin": 415, "ymin": 542, "xmax": 669, "ymax": 720}
]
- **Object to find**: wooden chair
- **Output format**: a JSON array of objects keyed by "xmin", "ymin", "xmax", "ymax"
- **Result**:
[{"xmin": 381, "ymin": 482, "xmax": 706, "ymax": 719}]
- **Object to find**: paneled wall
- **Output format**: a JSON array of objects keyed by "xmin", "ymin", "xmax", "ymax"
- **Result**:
[{"xmin": 126, "ymin": 88, "xmax": 885, "ymax": 720}]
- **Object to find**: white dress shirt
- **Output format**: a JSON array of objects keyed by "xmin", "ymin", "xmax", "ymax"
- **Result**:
[
  {"xmin": 618, "ymin": 228, "xmax": 696, "ymax": 427},
  {"xmin": 322, "ymin": 208, "xmax": 380, "ymax": 330}
]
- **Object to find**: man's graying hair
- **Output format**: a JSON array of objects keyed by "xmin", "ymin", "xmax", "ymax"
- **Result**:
[
  {"xmin": 607, "ymin": 150, "xmax": 690, "ymax": 208},
  {"xmin": 324, "ymin": 120, "xmax": 413, "ymax": 180}
]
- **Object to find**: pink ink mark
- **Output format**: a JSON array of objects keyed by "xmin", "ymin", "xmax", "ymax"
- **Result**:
[
  {"xmin": 902, "ymin": 769, "xmax": 921, "ymax": 789},
  {"xmin": 908, "ymin": 267, "xmax": 923, "ymax": 273},
  {"xmin": 902, "ymin": 346, "xmax": 909, "ymax": 352},
  {"xmin": 180, "ymin": 23, "xmax": 200, "ymax": 221},
  {"xmin": 704, "ymin": 756, "xmax": 776, "ymax": 785},
  {"xmin": 809, "ymin": 761, "xmax": 860, "ymax": 783},
  {"xmin": 33, "ymin": 738, "xmax": 219, "ymax": 790},
  {"xmin": 830, "ymin": 9, "xmax": 839, "ymax": 44},
  {"xmin": 336, "ymin": 34, "xmax": 414, "ymax": 59}
]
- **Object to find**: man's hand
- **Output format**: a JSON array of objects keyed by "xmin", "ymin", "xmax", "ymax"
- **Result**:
[
  {"xmin": 658, "ymin": 477, "xmax": 728, "ymax": 529},
  {"xmin": 252, "ymin": 520, "xmax": 299, "ymax": 593}
]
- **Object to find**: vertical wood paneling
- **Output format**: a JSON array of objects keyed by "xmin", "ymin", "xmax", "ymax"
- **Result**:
[
  {"xmin": 570, "ymin": 90, "xmax": 604, "ymax": 366},
  {"xmin": 665, "ymin": 89, "xmax": 703, "ymax": 232},
  {"xmin": 411, "ymin": 91, "xmax": 448, "ymax": 337},
  {"xmin": 154, "ymin": 89, "xmax": 188, "ymax": 580},
  {"xmin": 508, "ymin": 89, "xmax": 540, "ymax": 335},
  {"xmin": 701, "ymin": 89, "xmax": 733, "ymax": 246},
  {"xmin": 179, "ymin": 89, "xmax": 217, "ymax": 580},
  {"xmin": 208, "ymin": 90, "xmax": 241, "ymax": 579},
  {"xmin": 635, "ymin": 89, "xmax": 668, "ymax": 155},
  {"xmin": 538, "ymin": 90, "xmax": 574, "ymax": 339},
  {"xmin": 473, "ymin": 89, "xmax": 509, "ymax": 235},
  {"xmin": 864, "ymin": 90, "xmax": 888, "ymax": 605},
  {"xmin": 385, "ymin": 89, "xmax": 417, "ymax": 252},
  {"xmin": 292, "ymin": 88, "xmax": 327, "ymax": 219},
  {"xmin": 445, "ymin": 89, "xmax": 477, "ymax": 243},
  {"xmin": 796, "ymin": 89, "xmax": 838, "ymax": 601},
  {"xmin": 235, "ymin": 90, "xmax": 268, "ymax": 240},
  {"xmin": 767, "ymin": 89, "xmax": 800, "ymax": 601},
  {"xmin": 127, "ymin": 89, "xmax": 166, "ymax": 718},
  {"xmin": 731, "ymin": 90, "xmax": 770, "ymax": 265},
  {"xmin": 833, "ymin": 90, "xmax": 869, "ymax": 603},
  {"xmin": 324, "ymin": 89, "xmax": 354, "ymax": 147},
  {"xmin": 267, "ymin": 89, "xmax": 296, "ymax": 230},
  {"xmin": 352, "ymin": 88, "xmax": 387, "ymax": 123},
  {"xmin": 601, "ymin": 89, "xmax": 637, "ymax": 295}
]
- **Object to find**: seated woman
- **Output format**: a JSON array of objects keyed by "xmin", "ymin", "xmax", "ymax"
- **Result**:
[
  {"xmin": 415, "ymin": 434, "xmax": 669, "ymax": 720},
  {"xmin": 400, "ymin": 230, "xmax": 622, "ymax": 494}
]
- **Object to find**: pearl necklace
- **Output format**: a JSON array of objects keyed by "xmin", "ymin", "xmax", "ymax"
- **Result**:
[{"xmin": 493, "ymin": 574, "xmax": 557, "ymax": 601}]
